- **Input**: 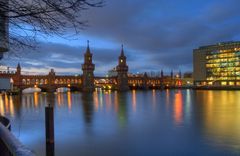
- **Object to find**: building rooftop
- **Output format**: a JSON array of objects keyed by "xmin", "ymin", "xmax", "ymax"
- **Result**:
[{"xmin": 197, "ymin": 41, "xmax": 240, "ymax": 50}]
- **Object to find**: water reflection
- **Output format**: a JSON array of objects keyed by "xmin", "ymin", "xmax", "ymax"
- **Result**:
[
  {"xmin": 132, "ymin": 90, "xmax": 136, "ymax": 112},
  {"xmin": 165, "ymin": 89, "xmax": 170, "ymax": 107},
  {"xmin": 93, "ymin": 91, "xmax": 99, "ymax": 111},
  {"xmin": 81, "ymin": 93, "xmax": 94, "ymax": 125},
  {"xmin": 0, "ymin": 90, "xmax": 239, "ymax": 155},
  {"xmin": 152, "ymin": 89, "xmax": 156, "ymax": 109},
  {"xmin": 116, "ymin": 92, "xmax": 128, "ymax": 127},
  {"xmin": 105, "ymin": 90, "xmax": 112, "ymax": 111},
  {"xmin": 195, "ymin": 91, "xmax": 240, "ymax": 152},
  {"xmin": 114, "ymin": 91, "xmax": 119, "ymax": 113},
  {"xmin": 173, "ymin": 90, "xmax": 183, "ymax": 125},
  {"xmin": 184, "ymin": 89, "xmax": 192, "ymax": 123},
  {"xmin": 34, "ymin": 92, "xmax": 39, "ymax": 107},
  {"xmin": 67, "ymin": 92, "xmax": 72, "ymax": 111},
  {"xmin": 0, "ymin": 95, "xmax": 5, "ymax": 115},
  {"xmin": 0, "ymin": 95, "xmax": 15, "ymax": 117}
]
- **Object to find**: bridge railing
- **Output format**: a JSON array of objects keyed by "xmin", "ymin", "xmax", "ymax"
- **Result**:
[
  {"xmin": 0, "ymin": 116, "xmax": 11, "ymax": 130},
  {"xmin": 0, "ymin": 116, "xmax": 35, "ymax": 156}
]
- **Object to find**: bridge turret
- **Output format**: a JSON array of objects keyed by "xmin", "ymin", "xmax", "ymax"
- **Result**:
[
  {"xmin": 170, "ymin": 70, "xmax": 173, "ymax": 79},
  {"xmin": 16, "ymin": 63, "xmax": 21, "ymax": 75},
  {"xmin": 14, "ymin": 63, "xmax": 22, "ymax": 86},
  {"xmin": 161, "ymin": 70, "xmax": 164, "ymax": 78},
  {"xmin": 142, "ymin": 72, "xmax": 148, "ymax": 89},
  {"xmin": 46, "ymin": 69, "xmax": 56, "ymax": 92},
  {"xmin": 49, "ymin": 69, "xmax": 55, "ymax": 76},
  {"xmin": 178, "ymin": 70, "xmax": 182, "ymax": 79},
  {"xmin": 82, "ymin": 41, "xmax": 95, "ymax": 92},
  {"xmin": 116, "ymin": 45, "xmax": 129, "ymax": 91}
]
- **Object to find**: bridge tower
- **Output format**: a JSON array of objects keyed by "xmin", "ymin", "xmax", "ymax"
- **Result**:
[
  {"xmin": 142, "ymin": 72, "xmax": 148, "ymax": 89},
  {"xmin": 160, "ymin": 70, "xmax": 164, "ymax": 78},
  {"xmin": 47, "ymin": 69, "xmax": 56, "ymax": 92},
  {"xmin": 116, "ymin": 45, "xmax": 129, "ymax": 91},
  {"xmin": 15, "ymin": 63, "xmax": 22, "ymax": 86},
  {"xmin": 82, "ymin": 41, "xmax": 95, "ymax": 92},
  {"xmin": 16, "ymin": 63, "xmax": 21, "ymax": 75}
]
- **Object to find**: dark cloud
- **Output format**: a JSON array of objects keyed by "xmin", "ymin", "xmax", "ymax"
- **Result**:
[
  {"xmin": 92, "ymin": 0, "xmax": 240, "ymax": 69},
  {"xmin": 2, "ymin": 41, "xmax": 122, "ymax": 75},
  {"xmin": 203, "ymin": 0, "xmax": 240, "ymax": 23},
  {"xmin": 3, "ymin": 0, "xmax": 240, "ymax": 75}
]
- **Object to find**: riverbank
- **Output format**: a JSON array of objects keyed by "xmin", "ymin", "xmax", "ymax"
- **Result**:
[{"xmin": 193, "ymin": 86, "xmax": 240, "ymax": 90}]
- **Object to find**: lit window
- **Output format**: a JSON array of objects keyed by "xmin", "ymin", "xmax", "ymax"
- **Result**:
[
  {"xmin": 229, "ymin": 82, "xmax": 235, "ymax": 86},
  {"xmin": 221, "ymin": 81, "xmax": 227, "ymax": 86},
  {"xmin": 208, "ymin": 82, "xmax": 213, "ymax": 85}
]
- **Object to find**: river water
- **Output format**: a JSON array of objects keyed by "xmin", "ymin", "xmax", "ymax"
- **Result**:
[{"xmin": 0, "ymin": 89, "xmax": 240, "ymax": 156}]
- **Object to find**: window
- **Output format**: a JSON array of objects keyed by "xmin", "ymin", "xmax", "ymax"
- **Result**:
[
  {"xmin": 221, "ymin": 81, "xmax": 227, "ymax": 86},
  {"xmin": 229, "ymin": 82, "xmax": 235, "ymax": 86}
]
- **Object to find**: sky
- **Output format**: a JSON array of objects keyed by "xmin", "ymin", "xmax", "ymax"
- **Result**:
[{"xmin": 2, "ymin": 0, "xmax": 240, "ymax": 76}]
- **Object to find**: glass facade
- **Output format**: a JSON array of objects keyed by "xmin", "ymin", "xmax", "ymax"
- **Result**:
[
  {"xmin": 194, "ymin": 42, "xmax": 240, "ymax": 87},
  {"xmin": 206, "ymin": 48, "xmax": 240, "ymax": 81}
]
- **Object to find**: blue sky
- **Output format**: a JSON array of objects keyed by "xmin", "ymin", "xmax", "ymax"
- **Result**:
[{"xmin": 2, "ymin": 0, "xmax": 240, "ymax": 76}]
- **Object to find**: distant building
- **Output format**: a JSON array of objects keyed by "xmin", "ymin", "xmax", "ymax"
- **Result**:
[
  {"xmin": 182, "ymin": 72, "xmax": 193, "ymax": 86},
  {"xmin": 193, "ymin": 41, "xmax": 240, "ymax": 86}
]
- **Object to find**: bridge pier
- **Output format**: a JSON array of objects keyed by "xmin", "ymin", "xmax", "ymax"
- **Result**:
[
  {"xmin": 46, "ymin": 87, "xmax": 56, "ymax": 93},
  {"xmin": 142, "ymin": 72, "xmax": 149, "ymax": 90}
]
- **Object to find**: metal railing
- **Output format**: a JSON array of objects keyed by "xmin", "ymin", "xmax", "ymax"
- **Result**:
[
  {"xmin": 0, "ymin": 116, "xmax": 35, "ymax": 156},
  {"xmin": 0, "ymin": 116, "xmax": 11, "ymax": 130}
]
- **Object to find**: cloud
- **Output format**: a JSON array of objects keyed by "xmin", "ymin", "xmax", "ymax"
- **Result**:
[
  {"xmin": 2, "ymin": 41, "xmax": 122, "ymax": 75},
  {"xmin": 3, "ymin": 0, "xmax": 240, "ymax": 75}
]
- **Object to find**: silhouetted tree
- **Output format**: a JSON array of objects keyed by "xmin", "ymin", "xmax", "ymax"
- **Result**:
[{"xmin": 0, "ymin": 0, "xmax": 103, "ymax": 53}]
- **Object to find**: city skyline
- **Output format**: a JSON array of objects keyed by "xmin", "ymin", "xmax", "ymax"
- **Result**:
[{"xmin": 2, "ymin": 0, "xmax": 240, "ymax": 75}]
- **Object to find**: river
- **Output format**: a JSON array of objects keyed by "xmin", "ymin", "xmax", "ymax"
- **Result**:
[{"xmin": 0, "ymin": 89, "xmax": 240, "ymax": 156}]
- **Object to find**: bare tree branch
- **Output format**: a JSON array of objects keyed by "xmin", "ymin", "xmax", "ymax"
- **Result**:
[{"xmin": 0, "ymin": 0, "xmax": 104, "ymax": 53}]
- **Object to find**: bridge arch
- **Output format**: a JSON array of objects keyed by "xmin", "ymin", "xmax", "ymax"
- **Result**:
[
  {"xmin": 45, "ymin": 79, "xmax": 48, "ymax": 84},
  {"xmin": 27, "ymin": 79, "xmax": 30, "ymax": 85},
  {"xmin": 31, "ymin": 79, "xmax": 35, "ymax": 85},
  {"xmin": 40, "ymin": 79, "xmax": 44, "ymax": 85},
  {"xmin": 67, "ymin": 79, "xmax": 70, "ymax": 84},
  {"xmin": 55, "ymin": 79, "xmax": 59, "ymax": 84},
  {"xmin": 22, "ymin": 79, "xmax": 26, "ymax": 85},
  {"xmin": 36, "ymin": 79, "xmax": 39, "ymax": 85}
]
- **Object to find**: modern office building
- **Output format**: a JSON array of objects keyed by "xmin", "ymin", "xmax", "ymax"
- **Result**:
[{"xmin": 193, "ymin": 41, "xmax": 240, "ymax": 87}]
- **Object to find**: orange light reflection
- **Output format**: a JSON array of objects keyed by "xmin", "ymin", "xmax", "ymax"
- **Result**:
[
  {"xmin": 5, "ymin": 95, "xmax": 9, "ymax": 113},
  {"xmin": 132, "ymin": 90, "xmax": 136, "ymax": 112},
  {"xmin": 34, "ymin": 92, "xmax": 39, "ymax": 107},
  {"xmin": 0, "ymin": 95, "xmax": 5, "ymax": 115},
  {"xmin": 9, "ymin": 96, "xmax": 14, "ymax": 117},
  {"xmin": 152, "ymin": 89, "xmax": 156, "ymax": 109},
  {"xmin": 174, "ymin": 91, "xmax": 183, "ymax": 125},
  {"xmin": 67, "ymin": 91, "xmax": 72, "ymax": 111}
]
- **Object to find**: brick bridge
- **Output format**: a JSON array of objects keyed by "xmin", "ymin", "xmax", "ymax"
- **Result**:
[{"xmin": 0, "ymin": 44, "xmax": 182, "ymax": 92}]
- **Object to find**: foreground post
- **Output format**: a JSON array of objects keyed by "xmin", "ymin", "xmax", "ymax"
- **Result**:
[{"xmin": 45, "ymin": 104, "xmax": 54, "ymax": 156}]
